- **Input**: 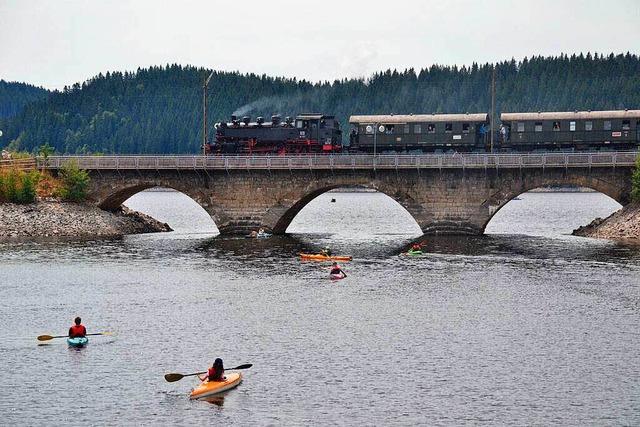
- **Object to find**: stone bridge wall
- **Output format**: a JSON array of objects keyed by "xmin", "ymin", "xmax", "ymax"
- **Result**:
[{"xmin": 81, "ymin": 166, "xmax": 633, "ymax": 235}]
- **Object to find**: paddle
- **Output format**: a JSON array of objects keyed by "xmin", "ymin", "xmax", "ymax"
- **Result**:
[
  {"xmin": 164, "ymin": 364, "xmax": 253, "ymax": 382},
  {"xmin": 37, "ymin": 331, "xmax": 117, "ymax": 341}
]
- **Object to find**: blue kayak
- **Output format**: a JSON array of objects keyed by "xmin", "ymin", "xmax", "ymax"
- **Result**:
[{"xmin": 67, "ymin": 337, "xmax": 89, "ymax": 348}]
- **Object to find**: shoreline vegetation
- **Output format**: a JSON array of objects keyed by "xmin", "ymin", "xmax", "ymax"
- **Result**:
[{"xmin": 0, "ymin": 160, "xmax": 171, "ymax": 240}]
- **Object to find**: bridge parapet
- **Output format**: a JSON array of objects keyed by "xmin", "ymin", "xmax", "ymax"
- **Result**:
[{"xmin": 41, "ymin": 152, "xmax": 639, "ymax": 171}]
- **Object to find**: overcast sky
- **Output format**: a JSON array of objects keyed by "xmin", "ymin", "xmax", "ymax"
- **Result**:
[{"xmin": 1, "ymin": 0, "xmax": 639, "ymax": 90}]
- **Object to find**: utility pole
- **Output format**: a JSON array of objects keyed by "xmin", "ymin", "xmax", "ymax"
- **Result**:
[
  {"xmin": 203, "ymin": 70, "xmax": 214, "ymax": 156},
  {"xmin": 491, "ymin": 66, "xmax": 495, "ymax": 153}
]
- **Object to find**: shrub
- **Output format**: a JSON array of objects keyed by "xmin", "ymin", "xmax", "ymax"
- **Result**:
[
  {"xmin": 17, "ymin": 171, "xmax": 40, "ymax": 203},
  {"xmin": 56, "ymin": 160, "xmax": 90, "ymax": 201},
  {"xmin": 0, "ymin": 168, "xmax": 41, "ymax": 203}
]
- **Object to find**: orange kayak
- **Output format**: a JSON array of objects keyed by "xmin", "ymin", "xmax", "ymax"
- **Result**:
[
  {"xmin": 300, "ymin": 253, "xmax": 352, "ymax": 261},
  {"xmin": 189, "ymin": 372, "xmax": 242, "ymax": 400}
]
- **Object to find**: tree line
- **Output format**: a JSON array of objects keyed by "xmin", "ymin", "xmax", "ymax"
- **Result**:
[
  {"xmin": 0, "ymin": 80, "xmax": 49, "ymax": 120},
  {"xmin": 0, "ymin": 52, "xmax": 639, "ymax": 155}
]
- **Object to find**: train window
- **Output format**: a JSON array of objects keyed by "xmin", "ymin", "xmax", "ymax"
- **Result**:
[
  {"xmin": 622, "ymin": 120, "xmax": 630, "ymax": 130},
  {"xmin": 570, "ymin": 121, "xmax": 576, "ymax": 131},
  {"xmin": 427, "ymin": 124, "xmax": 435, "ymax": 133},
  {"xmin": 517, "ymin": 122, "xmax": 525, "ymax": 132},
  {"xmin": 385, "ymin": 125, "xmax": 395, "ymax": 134},
  {"xmin": 414, "ymin": 124, "xmax": 422, "ymax": 134},
  {"xmin": 585, "ymin": 121, "xmax": 593, "ymax": 131},
  {"xmin": 553, "ymin": 122, "xmax": 561, "ymax": 131},
  {"xmin": 604, "ymin": 121, "xmax": 612, "ymax": 131},
  {"xmin": 535, "ymin": 122, "xmax": 543, "ymax": 132},
  {"xmin": 462, "ymin": 123, "xmax": 470, "ymax": 133},
  {"xmin": 445, "ymin": 123, "xmax": 452, "ymax": 133},
  {"xmin": 403, "ymin": 124, "xmax": 410, "ymax": 134}
]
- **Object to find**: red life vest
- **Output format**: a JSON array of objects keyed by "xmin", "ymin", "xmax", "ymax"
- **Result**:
[
  {"xmin": 69, "ymin": 325, "xmax": 86, "ymax": 338},
  {"xmin": 208, "ymin": 366, "xmax": 224, "ymax": 381}
]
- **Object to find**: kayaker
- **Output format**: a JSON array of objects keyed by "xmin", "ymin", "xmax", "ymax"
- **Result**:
[
  {"xmin": 411, "ymin": 243, "xmax": 422, "ymax": 251},
  {"xmin": 330, "ymin": 262, "xmax": 346, "ymax": 277},
  {"xmin": 68, "ymin": 316, "xmax": 87, "ymax": 338},
  {"xmin": 258, "ymin": 228, "xmax": 265, "ymax": 236},
  {"xmin": 199, "ymin": 358, "xmax": 225, "ymax": 382},
  {"xmin": 321, "ymin": 247, "xmax": 332, "ymax": 256}
]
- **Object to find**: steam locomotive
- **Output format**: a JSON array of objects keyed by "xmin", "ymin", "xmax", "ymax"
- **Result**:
[
  {"xmin": 206, "ymin": 113, "xmax": 343, "ymax": 154},
  {"xmin": 205, "ymin": 110, "xmax": 640, "ymax": 154}
]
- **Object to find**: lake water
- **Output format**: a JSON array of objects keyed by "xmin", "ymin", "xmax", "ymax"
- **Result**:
[{"xmin": 0, "ymin": 190, "xmax": 638, "ymax": 426}]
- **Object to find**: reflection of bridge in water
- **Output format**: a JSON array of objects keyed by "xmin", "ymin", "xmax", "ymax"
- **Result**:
[{"xmin": 43, "ymin": 152, "xmax": 638, "ymax": 235}]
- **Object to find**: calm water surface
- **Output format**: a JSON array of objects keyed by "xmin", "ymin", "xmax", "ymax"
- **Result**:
[{"xmin": 0, "ymin": 190, "xmax": 639, "ymax": 426}]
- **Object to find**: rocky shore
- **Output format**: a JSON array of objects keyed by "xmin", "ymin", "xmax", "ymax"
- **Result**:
[
  {"xmin": 0, "ymin": 201, "xmax": 172, "ymax": 239},
  {"xmin": 572, "ymin": 203, "xmax": 640, "ymax": 240}
]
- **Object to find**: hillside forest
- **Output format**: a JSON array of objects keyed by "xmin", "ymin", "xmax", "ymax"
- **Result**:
[{"xmin": 0, "ymin": 52, "xmax": 639, "ymax": 155}]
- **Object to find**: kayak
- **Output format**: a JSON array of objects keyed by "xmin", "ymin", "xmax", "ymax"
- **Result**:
[
  {"xmin": 330, "ymin": 273, "xmax": 346, "ymax": 280},
  {"xmin": 67, "ymin": 337, "xmax": 89, "ymax": 348},
  {"xmin": 245, "ymin": 233, "xmax": 270, "ymax": 238},
  {"xmin": 300, "ymin": 253, "xmax": 352, "ymax": 261},
  {"xmin": 407, "ymin": 250, "xmax": 423, "ymax": 255},
  {"xmin": 190, "ymin": 372, "xmax": 243, "ymax": 400}
]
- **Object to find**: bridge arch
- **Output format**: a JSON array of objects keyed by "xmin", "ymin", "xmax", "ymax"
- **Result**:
[
  {"xmin": 479, "ymin": 175, "xmax": 630, "ymax": 234},
  {"xmin": 271, "ymin": 184, "xmax": 422, "ymax": 234}
]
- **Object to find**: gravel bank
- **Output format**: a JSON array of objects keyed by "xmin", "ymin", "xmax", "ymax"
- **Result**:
[
  {"xmin": 0, "ymin": 201, "xmax": 172, "ymax": 239},
  {"xmin": 573, "ymin": 203, "xmax": 640, "ymax": 240}
]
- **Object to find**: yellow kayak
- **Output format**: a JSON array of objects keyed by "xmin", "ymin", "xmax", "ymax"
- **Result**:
[
  {"xmin": 189, "ymin": 372, "xmax": 242, "ymax": 400},
  {"xmin": 300, "ymin": 253, "xmax": 352, "ymax": 261}
]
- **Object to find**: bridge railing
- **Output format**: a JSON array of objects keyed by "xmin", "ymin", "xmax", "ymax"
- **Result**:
[
  {"xmin": 0, "ymin": 157, "xmax": 38, "ymax": 171},
  {"xmin": 40, "ymin": 151, "xmax": 639, "ymax": 170}
]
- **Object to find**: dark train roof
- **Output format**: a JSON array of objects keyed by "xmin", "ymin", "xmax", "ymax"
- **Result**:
[
  {"xmin": 502, "ymin": 110, "xmax": 640, "ymax": 121},
  {"xmin": 297, "ymin": 113, "xmax": 334, "ymax": 119},
  {"xmin": 349, "ymin": 113, "xmax": 489, "ymax": 124}
]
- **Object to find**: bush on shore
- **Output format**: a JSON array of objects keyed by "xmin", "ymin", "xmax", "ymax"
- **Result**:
[
  {"xmin": 0, "ymin": 168, "xmax": 40, "ymax": 203},
  {"xmin": 55, "ymin": 159, "xmax": 90, "ymax": 201},
  {"xmin": 0, "ymin": 155, "xmax": 89, "ymax": 203}
]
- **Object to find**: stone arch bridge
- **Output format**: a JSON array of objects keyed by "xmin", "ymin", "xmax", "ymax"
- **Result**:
[{"xmin": 44, "ymin": 152, "xmax": 637, "ymax": 235}]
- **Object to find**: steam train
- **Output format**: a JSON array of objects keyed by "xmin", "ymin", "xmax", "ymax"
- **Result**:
[
  {"xmin": 207, "ymin": 113, "xmax": 343, "ymax": 154},
  {"xmin": 205, "ymin": 110, "xmax": 640, "ymax": 154}
]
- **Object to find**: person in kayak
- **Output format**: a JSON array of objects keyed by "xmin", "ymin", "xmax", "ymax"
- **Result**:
[
  {"xmin": 68, "ymin": 316, "xmax": 87, "ymax": 338},
  {"xmin": 411, "ymin": 243, "xmax": 422, "ymax": 252},
  {"xmin": 321, "ymin": 247, "xmax": 332, "ymax": 256},
  {"xmin": 198, "ymin": 358, "xmax": 225, "ymax": 382},
  {"xmin": 330, "ymin": 262, "xmax": 346, "ymax": 277}
]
